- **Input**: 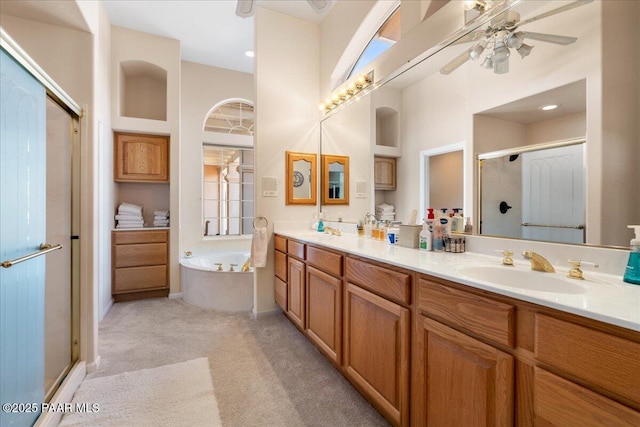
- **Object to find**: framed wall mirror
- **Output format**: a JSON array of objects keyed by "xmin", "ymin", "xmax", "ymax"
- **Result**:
[
  {"xmin": 286, "ymin": 151, "xmax": 317, "ymax": 205},
  {"xmin": 321, "ymin": 154, "xmax": 349, "ymax": 205}
]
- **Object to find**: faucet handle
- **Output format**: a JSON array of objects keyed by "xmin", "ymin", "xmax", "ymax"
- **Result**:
[
  {"xmin": 567, "ymin": 260, "xmax": 599, "ymax": 280},
  {"xmin": 215, "ymin": 263, "xmax": 223, "ymax": 271},
  {"xmin": 495, "ymin": 249, "xmax": 514, "ymax": 266},
  {"xmin": 229, "ymin": 263, "xmax": 237, "ymax": 272}
]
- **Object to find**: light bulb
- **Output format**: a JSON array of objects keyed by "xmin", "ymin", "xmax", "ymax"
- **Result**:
[{"xmin": 469, "ymin": 42, "xmax": 486, "ymax": 60}]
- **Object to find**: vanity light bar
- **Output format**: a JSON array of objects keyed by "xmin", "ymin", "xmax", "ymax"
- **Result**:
[{"xmin": 320, "ymin": 71, "xmax": 374, "ymax": 114}]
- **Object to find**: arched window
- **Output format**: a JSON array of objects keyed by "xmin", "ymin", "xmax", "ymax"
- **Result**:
[
  {"xmin": 202, "ymin": 100, "xmax": 254, "ymax": 236},
  {"xmin": 346, "ymin": 4, "xmax": 401, "ymax": 80}
]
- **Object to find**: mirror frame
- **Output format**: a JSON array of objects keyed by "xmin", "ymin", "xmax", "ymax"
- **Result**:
[
  {"xmin": 286, "ymin": 151, "xmax": 317, "ymax": 205},
  {"xmin": 321, "ymin": 154, "xmax": 349, "ymax": 205}
]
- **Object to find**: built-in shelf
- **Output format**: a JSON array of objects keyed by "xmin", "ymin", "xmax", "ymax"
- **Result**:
[{"xmin": 120, "ymin": 60, "xmax": 167, "ymax": 121}]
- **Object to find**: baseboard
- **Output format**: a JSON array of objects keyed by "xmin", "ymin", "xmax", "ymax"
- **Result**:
[
  {"xmin": 168, "ymin": 292, "xmax": 183, "ymax": 300},
  {"xmin": 86, "ymin": 355, "xmax": 101, "ymax": 373},
  {"xmin": 34, "ymin": 361, "xmax": 86, "ymax": 427}
]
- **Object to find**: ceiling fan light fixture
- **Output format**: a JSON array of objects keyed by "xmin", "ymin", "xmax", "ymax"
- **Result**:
[
  {"xmin": 481, "ymin": 55, "xmax": 493, "ymax": 69},
  {"xmin": 516, "ymin": 43, "xmax": 534, "ymax": 58},
  {"xmin": 493, "ymin": 58, "xmax": 509, "ymax": 74},
  {"xmin": 469, "ymin": 41, "xmax": 486, "ymax": 60},
  {"xmin": 506, "ymin": 32, "xmax": 524, "ymax": 49},
  {"xmin": 492, "ymin": 41, "xmax": 510, "ymax": 62}
]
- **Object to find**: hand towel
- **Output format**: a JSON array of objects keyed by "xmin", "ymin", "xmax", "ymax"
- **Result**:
[
  {"xmin": 251, "ymin": 226, "xmax": 268, "ymax": 268},
  {"xmin": 154, "ymin": 210, "xmax": 169, "ymax": 217}
]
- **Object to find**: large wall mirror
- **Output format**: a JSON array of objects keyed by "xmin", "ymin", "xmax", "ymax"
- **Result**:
[
  {"xmin": 286, "ymin": 151, "xmax": 317, "ymax": 205},
  {"xmin": 319, "ymin": 0, "xmax": 639, "ymax": 247}
]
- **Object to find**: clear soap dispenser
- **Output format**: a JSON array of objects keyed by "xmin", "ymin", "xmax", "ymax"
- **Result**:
[{"xmin": 623, "ymin": 225, "xmax": 640, "ymax": 285}]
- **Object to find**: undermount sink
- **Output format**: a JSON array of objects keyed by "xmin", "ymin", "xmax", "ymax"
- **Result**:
[{"xmin": 455, "ymin": 264, "xmax": 587, "ymax": 294}]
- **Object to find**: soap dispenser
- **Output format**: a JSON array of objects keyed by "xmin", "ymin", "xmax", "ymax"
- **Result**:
[
  {"xmin": 623, "ymin": 225, "xmax": 640, "ymax": 285},
  {"xmin": 317, "ymin": 212, "xmax": 325, "ymax": 233}
]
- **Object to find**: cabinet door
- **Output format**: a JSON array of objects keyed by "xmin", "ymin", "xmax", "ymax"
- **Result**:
[
  {"xmin": 414, "ymin": 315, "xmax": 514, "ymax": 427},
  {"xmin": 532, "ymin": 367, "xmax": 640, "ymax": 426},
  {"xmin": 374, "ymin": 157, "xmax": 396, "ymax": 190},
  {"xmin": 287, "ymin": 257, "xmax": 305, "ymax": 330},
  {"xmin": 114, "ymin": 132, "xmax": 169, "ymax": 182},
  {"xmin": 344, "ymin": 283, "xmax": 409, "ymax": 426},
  {"xmin": 306, "ymin": 266, "xmax": 342, "ymax": 365}
]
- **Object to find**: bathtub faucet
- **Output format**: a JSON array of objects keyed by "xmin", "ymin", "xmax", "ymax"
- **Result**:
[
  {"xmin": 241, "ymin": 258, "xmax": 251, "ymax": 272},
  {"xmin": 204, "ymin": 220, "xmax": 210, "ymax": 236}
]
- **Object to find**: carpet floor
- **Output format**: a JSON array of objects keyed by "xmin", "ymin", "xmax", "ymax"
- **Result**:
[
  {"xmin": 59, "ymin": 358, "xmax": 222, "ymax": 426},
  {"xmin": 84, "ymin": 298, "xmax": 389, "ymax": 426}
]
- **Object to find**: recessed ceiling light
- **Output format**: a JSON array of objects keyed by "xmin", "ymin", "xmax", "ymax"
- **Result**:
[
  {"xmin": 245, "ymin": 50, "xmax": 254, "ymax": 58},
  {"xmin": 541, "ymin": 104, "xmax": 558, "ymax": 111}
]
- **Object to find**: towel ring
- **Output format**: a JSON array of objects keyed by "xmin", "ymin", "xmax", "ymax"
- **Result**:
[{"xmin": 253, "ymin": 216, "xmax": 268, "ymax": 229}]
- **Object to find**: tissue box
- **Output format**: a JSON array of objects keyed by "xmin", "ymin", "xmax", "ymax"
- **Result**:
[{"xmin": 398, "ymin": 225, "xmax": 421, "ymax": 248}]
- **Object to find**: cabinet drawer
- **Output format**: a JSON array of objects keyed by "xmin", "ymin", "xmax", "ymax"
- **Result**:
[
  {"xmin": 287, "ymin": 240, "xmax": 306, "ymax": 260},
  {"xmin": 533, "ymin": 368, "xmax": 640, "ymax": 426},
  {"xmin": 113, "ymin": 230, "xmax": 167, "ymax": 245},
  {"xmin": 274, "ymin": 235, "xmax": 287, "ymax": 252},
  {"xmin": 274, "ymin": 250, "xmax": 287, "ymax": 282},
  {"xmin": 114, "ymin": 243, "xmax": 167, "ymax": 268},
  {"xmin": 307, "ymin": 246, "xmax": 342, "ymax": 277},
  {"xmin": 535, "ymin": 314, "xmax": 640, "ymax": 405},
  {"xmin": 113, "ymin": 265, "xmax": 167, "ymax": 293},
  {"xmin": 274, "ymin": 277, "xmax": 287, "ymax": 311},
  {"xmin": 345, "ymin": 257, "xmax": 410, "ymax": 306},
  {"xmin": 418, "ymin": 279, "xmax": 515, "ymax": 348}
]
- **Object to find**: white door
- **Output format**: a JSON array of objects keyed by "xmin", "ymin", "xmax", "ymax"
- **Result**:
[{"xmin": 522, "ymin": 144, "xmax": 585, "ymax": 244}]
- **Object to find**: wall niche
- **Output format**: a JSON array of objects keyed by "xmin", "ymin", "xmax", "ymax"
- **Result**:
[{"xmin": 120, "ymin": 60, "xmax": 167, "ymax": 121}]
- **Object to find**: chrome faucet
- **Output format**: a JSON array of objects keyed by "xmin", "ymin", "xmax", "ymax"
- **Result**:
[
  {"xmin": 204, "ymin": 220, "xmax": 210, "ymax": 236},
  {"xmin": 522, "ymin": 251, "xmax": 555, "ymax": 273}
]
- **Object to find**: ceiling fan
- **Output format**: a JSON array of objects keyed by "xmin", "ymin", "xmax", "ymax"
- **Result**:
[
  {"xmin": 440, "ymin": 0, "xmax": 593, "ymax": 75},
  {"xmin": 236, "ymin": 0, "xmax": 331, "ymax": 18}
]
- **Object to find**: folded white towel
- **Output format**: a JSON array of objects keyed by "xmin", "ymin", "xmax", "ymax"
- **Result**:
[
  {"xmin": 154, "ymin": 215, "xmax": 169, "ymax": 220},
  {"xmin": 116, "ymin": 224, "xmax": 144, "ymax": 229},
  {"xmin": 251, "ymin": 226, "xmax": 268, "ymax": 268},
  {"xmin": 154, "ymin": 210, "xmax": 169, "ymax": 217},
  {"xmin": 118, "ymin": 203, "xmax": 143, "ymax": 215},
  {"xmin": 115, "ymin": 214, "xmax": 143, "ymax": 220},
  {"xmin": 117, "ymin": 220, "xmax": 144, "ymax": 226}
]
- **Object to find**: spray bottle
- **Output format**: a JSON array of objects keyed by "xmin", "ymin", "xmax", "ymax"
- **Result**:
[{"xmin": 623, "ymin": 225, "xmax": 640, "ymax": 285}]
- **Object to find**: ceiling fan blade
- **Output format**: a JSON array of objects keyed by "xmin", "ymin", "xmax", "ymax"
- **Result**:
[
  {"xmin": 517, "ymin": 0, "xmax": 593, "ymax": 27},
  {"xmin": 236, "ymin": 0, "xmax": 254, "ymax": 18},
  {"xmin": 521, "ymin": 31, "xmax": 577, "ymax": 45},
  {"xmin": 451, "ymin": 30, "xmax": 486, "ymax": 46},
  {"xmin": 440, "ymin": 48, "xmax": 472, "ymax": 75}
]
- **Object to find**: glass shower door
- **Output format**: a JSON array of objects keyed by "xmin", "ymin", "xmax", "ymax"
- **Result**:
[{"xmin": 0, "ymin": 47, "xmax": 47, "ymax": 426}]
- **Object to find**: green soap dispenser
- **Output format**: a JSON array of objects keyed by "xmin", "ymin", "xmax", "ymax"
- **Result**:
[{"xmin": 623, "ymin": 225, "xmax": 640, "ymax": 285}]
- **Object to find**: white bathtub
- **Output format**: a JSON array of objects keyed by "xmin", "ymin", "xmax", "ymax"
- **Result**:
[{"xmin": 180, "ymin": 252, "xmax": 253, "ymax": 312}]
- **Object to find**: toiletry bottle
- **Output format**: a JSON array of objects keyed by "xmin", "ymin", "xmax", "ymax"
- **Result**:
[
  {"xmin": 623, "ymin": 225, "xmax": 640, "ymax": 285},
  {"xmin": 451, "ymin": 209, "xmax": 460, "ymax": 232},
  {"xmin": 357, "ymin": 220, "xmax": 364, "ymax": 237},
  {"xmin": 419, "ymin": 220, "xmax": 432, "ymax": 251},
  {"xmin": 464, "ymin": 217, "xmax": 473, "ymax": 233},
  {"xmin": 317, "ymin": 212, "xmax": 325, "ymax": 232}
]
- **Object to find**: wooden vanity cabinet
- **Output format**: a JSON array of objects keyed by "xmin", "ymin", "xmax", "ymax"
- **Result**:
[
  {"xmin": 344, "ymin": 257, "xmax": 411, "ymax": 427},
  {"xmin": 114, "ymin": 132, "xmax": 169, "ymax": 182},
  {"xmin": 414, "ymin": 275, "xmax": 640, "ymax": 427},
  {"xmin": 306, "ymin": 246, "xmax": 343, "ymax": 365},
  {"xmin": 112, "ymin": 229, "xmax": 169, "ymax": 301},
  {"xmin": 286, "ymin": 240, "xmax": 306, "ymax": 330}
]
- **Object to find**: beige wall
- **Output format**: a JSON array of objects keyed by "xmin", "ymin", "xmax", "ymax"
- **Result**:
[
  {"xmin": 255, "ymin": 6, "xmax": 320, "ymax": 313},
  {"xmin": 180, "ymin": 61, "xmax": 254, "ymax": 261},
  {"xmin": 110, "ymin": 26, "xmax": 181, "ymax": 295}
]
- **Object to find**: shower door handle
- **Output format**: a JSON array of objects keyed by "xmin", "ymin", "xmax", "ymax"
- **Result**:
[{"xmin": 1, "ymin": 243, "xmax": 63, "ymax": 268}]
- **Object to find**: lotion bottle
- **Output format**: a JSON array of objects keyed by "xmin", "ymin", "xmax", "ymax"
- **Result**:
[
  {"xmin": 317, "ymin": 212, "xmax": 325, "ymax": 232},
  {"xmin": 419, "ymin": 221, "xmax": 432, "ymax": 251},
  {"xmin": 623, "ymin": 225, "xmax": 640, "ymax": 285}
]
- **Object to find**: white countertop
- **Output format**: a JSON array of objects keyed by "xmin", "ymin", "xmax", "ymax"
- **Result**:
[
  {"xmin": 276, "ymin": 230, "xmax": 640, "ymax": 333},
  {"xmin": 112, "ymin": 227, "xmax": 170, "ymax": 231}
]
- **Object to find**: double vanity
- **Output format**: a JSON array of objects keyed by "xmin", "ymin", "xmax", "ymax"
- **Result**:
[{"xmin": 273, "ymin": 229, "xmax": 640, "ymax": 426}]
